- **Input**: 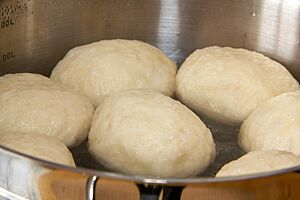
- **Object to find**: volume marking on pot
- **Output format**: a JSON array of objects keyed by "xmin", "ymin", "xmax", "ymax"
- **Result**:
[
  {"xmin": 0, "ymin": 1, "xmax": 28, "ymax": 30},
  {"xmin": 0, "ymin": 18, "xmax": 14, "ymax": 29},
  {"xmin": 1, "ymin": 51, "xmax": 16, "ymax": 62}
]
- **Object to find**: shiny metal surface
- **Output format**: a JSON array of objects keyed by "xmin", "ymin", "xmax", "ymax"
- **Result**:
[
  {"xmin": 1, "ymin": 0, "xmax": 300, "ymax": 199},
  {"xmin": 86, "ymin": 176, "xmax": 98, "ymax": 200},
  {"xmin": 1, "ymin": 0, "xmax": 300, "ymax": 78},
  {"xmin": 2, "ymin": 146, "xmax": 300, "ymax": 199}
]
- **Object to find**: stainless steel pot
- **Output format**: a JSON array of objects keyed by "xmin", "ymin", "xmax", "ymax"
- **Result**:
[{"xmin": 1, "ymin": 0, "xmax": 300, "ymax": 199}]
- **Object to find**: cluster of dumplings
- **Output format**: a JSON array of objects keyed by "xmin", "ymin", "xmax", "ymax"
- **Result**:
[{"xmin": 1, "ymin": 39, "xmax": 300, "ymax": 178}]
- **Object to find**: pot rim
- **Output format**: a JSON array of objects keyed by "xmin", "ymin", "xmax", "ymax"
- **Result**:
[{"xmin": 1, "ymin": 145, "xmax": 299, "ymax": 185}]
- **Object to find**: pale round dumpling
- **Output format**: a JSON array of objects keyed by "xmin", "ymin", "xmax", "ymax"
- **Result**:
[
  {"xmin": 239, "ymin": 91, "xmax": 300, "ymax": 155},
  {"xmin": 0, "ymin": 73, "xmax": 94, "ymax": 147},
  {"xmin": 216, "ymin": 150, "xmax": 300, "ymax": 177},
  {"xmin": 176, "ymin": 46, "xmax": 299, "ymax": 126},
  {"xmin": 51, "ymin": 39, "xmax": 177, "ymax": 107},
  {"xmin": 88, "ymin": 89, "xmax": 216, "ymax": 178},
  {"xmin": 0, "ymin": 133, "xmax": 75, "ymax": 166}
]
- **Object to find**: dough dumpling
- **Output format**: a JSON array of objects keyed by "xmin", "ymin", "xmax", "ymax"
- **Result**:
[
  {"xmin": 51, "ymin": 39, "xmax": 177, "ymax": 107},
  {"xmin": 88, "ymin": 89, "xmax": 216, "ymax": 178},
  {"xmin": 176, "ymin": 46, "xmax": 299, "ymax": 125},
  {"xmin": 0, "ymin": 133, "xmax": 75, "ymax": 166},
  {"xmin": 239, "ymin": 91, "xmax": 300, "ymax": 155},
  {"xmin": 0, "ymin": 73, "xmax": 94, "ymax": 147},
  {"xmin": 216, "ymin": 150, "xmax": 300, "ymax": 177}
]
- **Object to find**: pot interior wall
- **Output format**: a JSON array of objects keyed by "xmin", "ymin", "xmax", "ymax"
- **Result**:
[{"xmin": 0, "ymin": 0, "xmax": 300, "ymax": 80}]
